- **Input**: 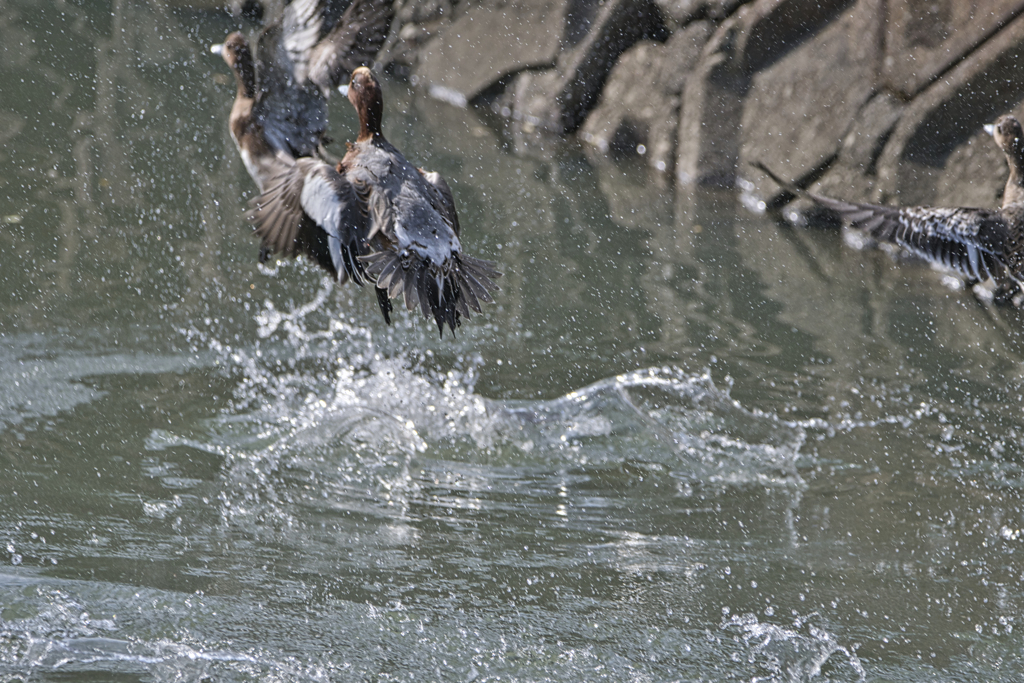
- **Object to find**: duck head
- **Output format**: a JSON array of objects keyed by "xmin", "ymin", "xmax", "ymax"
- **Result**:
[
  {"xmin": 211, "ymin": 32, "xmax": 255, "ymax": 99},
  {"xmin": 347, "ymin": 66, "xmax": 383, "ymax": 141},
  {"xmin": 989, "ymin": 115, "xmax": 1024, "ymax": 157},
  {"xmin": 987, "ymin": 115, "xmax": 1024, "ymax": 206}
]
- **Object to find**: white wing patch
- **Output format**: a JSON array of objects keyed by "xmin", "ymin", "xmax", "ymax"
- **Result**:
[{"xmin": 299, "ymin": 170, "xmax": 344, "ymax": 236}]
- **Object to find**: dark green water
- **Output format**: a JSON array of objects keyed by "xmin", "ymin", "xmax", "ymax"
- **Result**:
[{"xmin": 4, "ymin": 1, "xmax": 1024, "ymax": 680}]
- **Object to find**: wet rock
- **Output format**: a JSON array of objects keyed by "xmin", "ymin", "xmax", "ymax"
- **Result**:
[
  {"xmin": 796, "ymin": 92, "xmax": 905, "ymax": 211},
  {"xmin": 740, "ymin": 0, "xmax": 882, "ymax": 201},
  {"xmin": 876, "ymin": 11, "xmax": 1024, "ymax": 206},
  {"xmin": 578, "ymin": 21, "xmax": 713, "ymax": 178},
  {"xmin": 508, "ymin": 0, "xmax": 667, "ymax": 139},
  {"xmin": 674, "ymin": 21, "xmax": 746, "ymax": 188},
  {"xmin": 158, "ymin": 0, "xmax": 270, "ymax": 19},
  {"xmin": 411, "ymin": 0, "xmax": 568, "ymax": 102},
  {"xmin": 675, "ymin": 0, "xmax": 854, "ymax": 189},
  {"xmin": 883, "ymin": 0, "xmax": 1024, "ymax": 98},
  {"xmin": 653, "ymin": 0, "xmax": 748, "ymax": 28}
]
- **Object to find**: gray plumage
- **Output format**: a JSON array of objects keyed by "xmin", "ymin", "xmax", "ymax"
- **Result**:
[{"xmin": 344, "ymin": 131, "xmax": 499, "ymax": 336}]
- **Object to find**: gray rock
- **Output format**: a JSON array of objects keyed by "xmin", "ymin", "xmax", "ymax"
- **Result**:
[
  {"xmin": 654, "ymin": 0, "xmax": 748, "ymax": 28},
  {"xmin": 876, "ymin": 10, "xmax": 1024, "ymax": 206},
  {"xmin": 801, "ymin": 92, "xmax": 905, "ymax": 208},
  {"xmin": 508, "ymin": 0, "xmax": 666, "ymax": 138},
  {"xmin": 377, "ymin": 0, "xmax": 460, "ymax": 73},
  {"xmin": 740, "ymin": 0, "xmax": 882, "ymax": 201},
  {"xmin": 676, "ymin": 0, "xmax": 854, "ymax": 189},
  {"xmin": 578, "ymin": 22, "xmax": 713, "ymax": 178},
  {"xmin": 882, "ymin": 0, "xmax": 1024, "ymax": 98},
  {"xmin": 412, "ymin": 0, "xmax": 569, "ymax": 102}
]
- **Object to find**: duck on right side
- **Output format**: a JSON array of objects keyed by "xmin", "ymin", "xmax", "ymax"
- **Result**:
[
  {"xmin": 756, "ymin": 114, "xmax": 1024, "ymax": 305},
  {"xmin": 247, "ymin": 67, "xmax": 501, "ymax": 336}
]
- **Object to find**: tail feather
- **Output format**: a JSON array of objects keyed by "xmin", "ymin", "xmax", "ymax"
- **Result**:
[
  {"xmin": 403, "ymin": 266, "xmax": 419, "ymax": 311},
  {"xmin": 375, "ymin": 286, "xmax": 392, "ymax": 325},
  {"xmin": 458, "ymin": 270, "xmax": 482, "ymax": 313},
  {"xmin": 359, "ymin": 249, "xmax": 500, "ymax": 335}
]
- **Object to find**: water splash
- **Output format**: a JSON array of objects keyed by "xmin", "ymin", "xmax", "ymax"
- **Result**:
[
  {"xmin": 0, "ymin": 579, "xmax": 339, "ymax": 681},
  {"xmin": 722, "ymin": 612, "xmax": 865, "ymax": 683}
]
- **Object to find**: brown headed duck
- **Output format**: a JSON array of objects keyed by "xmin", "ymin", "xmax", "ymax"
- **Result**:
[
  {"xmin": 755, "ymin": 114, "xmax": 1024, "ymax": 304},
  {"xmin": 211, "ymin": 0, "xmax": 393, "ymax": 191},
  {"xmin": 247, "ymin": 67, "xmax": 501, "ymax": 335}
]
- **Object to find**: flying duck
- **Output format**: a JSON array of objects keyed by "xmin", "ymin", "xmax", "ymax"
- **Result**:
[
  {"xmin": 246, "ymin": 67, "xmax": 501, "ymax": 336},
  {"xmin": 211, "ymin": 0, "xmax": 393, "ymax": 191},
  {"xmin": 754, "ymin": 114, "xmax": 1024, "ymax": 304}
]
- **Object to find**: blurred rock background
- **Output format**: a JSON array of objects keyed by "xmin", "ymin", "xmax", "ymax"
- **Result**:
[{"xmin": 190, "ymin": 0, "xmax": 1024, "ymax": 213}]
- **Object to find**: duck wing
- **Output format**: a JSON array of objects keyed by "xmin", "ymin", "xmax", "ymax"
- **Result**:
[
  {"xmin": 821, "ymin": 200, "xmax": 1007, "ymax": 282},
  {"xmin": 308, "ymin": 0, "xmax": 394, "ymax": 93},
  {"xmin": 246, "ymin": 157, "xmax": 369, "ymax": 287},
  {"xmin": 257, "ymin": 0, "xmax": 322, "ymax": 85},
  {"xmin": 415, "ymin": 168, "xmax": 500, "ymax": 315},
  {"xmin": 253, "ymin": 0, "xmax": 328, "ymax": 157},
  {"xmin": 753, "ymin": 161, "xmax": 1009, "ymax": 282},
  {"xmin": 418, "ymin": 169, "xmax": 461, "ymax": 236}
]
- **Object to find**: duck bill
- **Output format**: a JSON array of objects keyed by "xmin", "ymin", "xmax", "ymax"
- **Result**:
[
  {"xmin": 984, "ymin": 123, "xmax": 996, "ymax": 137},
  {"xmin": 338, "ymin": 83, "xmax": 350, "ymax": 97},
  {"xmin": 210, "ymin": 43, "xmax": 224, "ymax": 56}
]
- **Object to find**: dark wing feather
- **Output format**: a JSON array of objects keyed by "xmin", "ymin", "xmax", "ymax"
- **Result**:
[
  {"xmin": 246, "ymin": 159, "xmax": 308, "ymax": 258},
  {"xmin": 810, "ymin": 198, "xmax": 1007, "ymax": 283},
  {"xmin": 350, "ymin": 140, "xmax": 502, "ymax": 336},
  {"xmin": 753, "ymin": 161, "xmax": 1008, "ymax": 282},
  {"xmin": 884, "ymin": 207, "xmax": 1007, "ymax": 282},
  {"xmin": 252, "ymin": 0, "xmax": 329, "ymax": 157},
  {"xmin": 257, "ymin": 0, "xmax": 322, "ymax": 86},
  {"xmin": 246, "ymin": 157, "xmax": 369, "ymax": 285},
  {"xmin": 308, "ymin": 0, "xmax": 394, "ymax": 92}
]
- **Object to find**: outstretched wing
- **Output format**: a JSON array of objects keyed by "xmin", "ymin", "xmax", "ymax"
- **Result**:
[
  {"xmin": 308, "ymin": 0, "xmax": 394, "ymax": 92},
  {"xmin": 253, "ymin": 0, "xmax": 329, "ymax": 157},
  {"xmin": 827, "ymin": 201, "xmax": 1007, "ymax": 282},
  {"xmin": 754, "ymin": 161, "xmax": 1009, "ymax": 282},
  {"xmin": 257, "ymin": 0, "xmax": 322, "ymax": 86},
  {"xmin": 415, "ymin": 168, "xmax": 500, "ymax": 314},
  {"xmin": 246, "ymin": 157, "xmax": 368, "ymax": 285}
]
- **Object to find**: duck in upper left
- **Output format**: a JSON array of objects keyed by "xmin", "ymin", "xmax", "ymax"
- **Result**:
[{"xmin": 211, "ymin": 0, "xmax": 394, "ymax": 191}]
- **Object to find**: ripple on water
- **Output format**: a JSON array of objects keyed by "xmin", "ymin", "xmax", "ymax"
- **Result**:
[{"xmin": 0, "ymin": 333, "xmax": 211, "ymax": 433}]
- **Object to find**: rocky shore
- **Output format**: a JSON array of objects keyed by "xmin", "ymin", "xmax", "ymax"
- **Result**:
[{"xmin": 215, "ymin": 0, "xmax": 1024, "ymax": 213}]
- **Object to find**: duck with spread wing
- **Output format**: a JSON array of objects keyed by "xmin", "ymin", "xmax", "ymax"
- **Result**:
[{"xmin": 247, "ymin": 67, "xmax": 501, "ymax": 336}]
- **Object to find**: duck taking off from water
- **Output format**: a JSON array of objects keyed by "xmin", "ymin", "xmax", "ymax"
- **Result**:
[
  {"xmin": 754, "ymin": 114, "xmax": 1024, "ymax": 305},
  {"xmin": 246, "ymin": 67, "xmax": 501, "ymax": 336},
  {"xmin": 211, "ymin": 0, "xmax": 393, "ymax": 190}
]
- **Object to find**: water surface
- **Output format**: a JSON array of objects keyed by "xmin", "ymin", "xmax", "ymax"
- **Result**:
[{"xmin": 3, "ymin": 1, "xmax": 1024, "ymax": 681}]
